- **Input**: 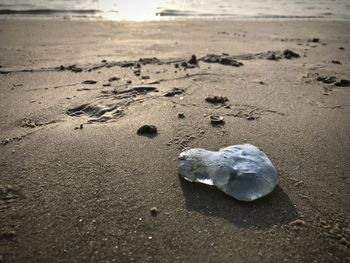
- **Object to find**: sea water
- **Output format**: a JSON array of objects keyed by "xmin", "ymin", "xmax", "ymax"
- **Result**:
[{"xmin": 0, "ymin": 0, "xmax": 349, "ymax": 20}]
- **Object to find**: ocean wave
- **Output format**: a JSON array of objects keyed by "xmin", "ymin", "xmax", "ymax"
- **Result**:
[{"xmin": 0, "ymin": 9, "xmax": 101, "ymax": 15}]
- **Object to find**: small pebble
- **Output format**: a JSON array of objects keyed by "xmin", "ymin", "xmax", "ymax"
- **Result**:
[
  {"xmin": 82, "ymin": 80, "xmax": 97, "ymax": 85},
  {"xmin": 178, "ymin": 113, "xmax": 185, "ymax": 118},
  {"xmin": 188, "ymin": 54, "xmax": 198, "ymax": 65},
  {"xmin": 210, "ymin": 115, "xmax": 224, "ymax": 124},
  {"xmin": 108, "ymin": 77, "xmax": 120, "ymax": 82},
  {"xmin": 137, "ymin": 125, "xmax": 157, "ymax": 135},
  {"xmin": 150, "ymin": 207, "xmax": 158, "ymax": 217},
  {"xmin": 205, "ymin": 95, "xmax": 228, "ymax": 104}
]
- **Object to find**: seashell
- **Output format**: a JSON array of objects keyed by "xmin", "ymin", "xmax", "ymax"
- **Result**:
[
  {"xmin": 178, "ymin": 144, "xmax": 278, "ymax": 201},
  {"xmin": 209, "ymin": 115, "xmax": 224, "ymax": 123}
]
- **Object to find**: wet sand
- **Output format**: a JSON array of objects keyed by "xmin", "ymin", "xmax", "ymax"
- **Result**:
[{"xmin": 0, "ymin": 18, "xmax": 349, "ymax": 262}]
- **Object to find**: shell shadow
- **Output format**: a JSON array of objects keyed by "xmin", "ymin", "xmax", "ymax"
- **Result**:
[{"xmin": 179, "ymin": 176, "xmax": 298, "ymax": 229}]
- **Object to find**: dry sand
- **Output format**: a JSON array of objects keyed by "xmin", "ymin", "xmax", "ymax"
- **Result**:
[{"xmin": 0, "ymin": 18, "xmax": 349, "ymax": 262}]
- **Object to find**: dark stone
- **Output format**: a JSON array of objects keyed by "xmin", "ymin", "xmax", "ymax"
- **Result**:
[
  {"xmin": 334, "ymin": 79, "xmax": 350, "ymax": 87},
  {"xmin": 67, "ymin": 64, "xmax": 83, "ymax": 73},
  {"xmin": 201, "ymin": 54, "xmax": 243, "ymax": 66},
  {"xmin": 205, "ymin": 96, "xmax": 228, "ymax": 104},
  {"xmin": 139, "ymin": 57, "xmax": 160, "ymax": 65},
  {"xmin": 150, "ymin": 207, "xmax": 158, "ymax": 217},
  {"xmin": 316, "ymin": 76, "xmax": 337, "ymax": 84},
  {"xmin": 141, "ymin": 75, "xmax": 150, "ymax": 80},
  {"xmin": 108, "ymin": 76, "xmax": 120, "ymax": 82},
  {"xmin": 120, "ymin": 61, "xmax": 135, "ymax": 68},
  {"xmin": 82, "ymin": 80, "xmax": 97, "ymax": 84},
  {"xmin": 72, "ymin": 67, "xmax": 82, "ymax": 73},
  {"xmin": 137, "ymin": 125, "xmax": 157, "ymax": 136},
  {"xmin": 283, "ymin": 50, "xmax": 300, "ymax": 59},
  {"xmin": 101, "ymin": 59, "xmax": 107, "ymax": 63},
  {"xmin": 219, "ymin": 57, "xmax": 243, "ymax": 67},
  {"xmin": 308, "ymin": 38, "xmax": 320, "ymax": 43},
  {"xmin": 164, "ymin": 87, "xmax": 185, "ymax": 97},
  {"xmin": 178, "ymin": 113, "xmax": 185, "ymax": 118},
  {"xmin": 339, "ymin": 47, "xmax": 345, "ymax": 50},
  {"xmin": 331, "ymin": 60, "xmax": 342, "ymax": 65},
  {"xmin": 188, "ymin": 55, "xmax": 198, "ymax": 65},
  {"xmin": 133, "ymin": 69, "xmax": 141, "ymax": 76}
]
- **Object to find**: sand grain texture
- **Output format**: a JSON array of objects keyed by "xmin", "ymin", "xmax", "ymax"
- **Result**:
[{"xmin": 0, "ymin": 19, "xmax": 350, "ymax": 263}]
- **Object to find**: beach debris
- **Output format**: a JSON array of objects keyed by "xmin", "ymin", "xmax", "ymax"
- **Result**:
[
  {"xmin": 201, "ymin": 54, "xmax": 243, "ymax": 67},
  {"xmin": 178, "ymin": 144, "xmax": 278, "ymax": 201},
  {"xmin": 120, "ymin": 61, "xmax": 136, "ymax": 68},
  {"xmin": 108, "ymin": 76, "xmax": 120, "ymax": 82},
  {"xmin": 139, "ymin": 57, "xmax": 160, "ymax": 65},
  {"xmin": 180, "ymin": 61, "xmax": 196, "ymax": 69},
  {"xmin": 210, "ymin": 115, "xmax": 224, "ymax": 124},
  {"xmin": 188, "ymin": 54, "xmax": 198, "ymax": 65},
  {"xmin": 266, "ymin": 51, "xmax": 281, "ymax": 61},
  {"xmin": 133, "ymin": 69, "xmax": 141, "ymax": 76},
  {"xmin": 339, "ymin": 47, "xmax": 345, "ymax": 50},
  {"xmin": 178, "ymin": 113, "xmax": 185, "ymax": 118},
  {"xmin": 308, "ymin": 38, "xmax": 320, "ymax": 43},
  {"xmin": 117, "ymin": 86, "xmax": 158, "ymax": 95},
  {"xmin": 101, "ymin": 59, "xmax": 107, "ymax": 63},
  {"xmin": 205, "ymin": 95, "xmax": 228, "ymax": 104},
  {"xmin": 316, "ymin": 76, "xmax": 337, "ymax": 84},
  {"xmin": 68, "ymin": 64, "xmax": 82, "ymax": 73},
  {"xmin": 126, "ymin": 80, "xmax": 132, "ymax": 84},
  {"xmin": 331, "ymin": 60, "xmax": 341, "ymax": 65},
  {"xmin": 74, "ymin": 124, "xmax": 83, "ymax": 130},
  {"xmin": 164, "ymin": 87, "xmax": 185, "ymax": 97},
  {"xmin": 103, "ymin": 83, "xmax": 111, "ymax": 87},
  {"xmin": 283, "ymin": 49, "xmax": 300, "ymax": 59},
  {"xmin": 82, "ymin": 80, "xmax": 97, "ymax": 85},
  {"xmin": 334, "ymin": 79, "xmax": 350, "ymax": 87},
  {"xmin": 77, "ymin": 88, "xmax": 91, "ymax": 91},
  {"xmin": 137, "ymin": 125, "xmax": 157, "ymax": 136},
  {"xmin": 56, "ymin": 64, "xmax": 83, "ymax": 73},
  {"xmin": 150, "ymin": 207, "xmax": 158, "ymax": 217},
  {"xmin": 141, "ymin": 75, "xmax": 150, "ymax": 80},
  {"xmin": 252, "ymin": 80, "xmax": 266, "ymax": 85},
  {"xmin": 21, "ymin": 118, "xmax": 36, "ymax": 128}
]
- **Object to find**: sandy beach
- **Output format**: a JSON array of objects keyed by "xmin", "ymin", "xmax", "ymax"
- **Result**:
[{"xmin": 0, "ymin": 18, "xmax": 349, "ymax": 262}]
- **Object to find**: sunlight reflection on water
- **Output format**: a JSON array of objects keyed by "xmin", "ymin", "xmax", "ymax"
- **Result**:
[{"xmin": 0, "ymin": 0, "xmax": 349, "ymax": 20}]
